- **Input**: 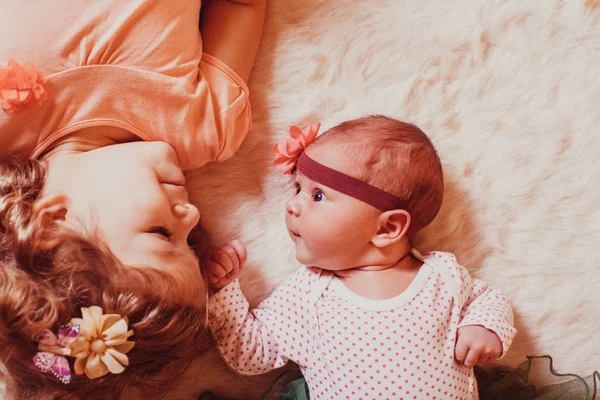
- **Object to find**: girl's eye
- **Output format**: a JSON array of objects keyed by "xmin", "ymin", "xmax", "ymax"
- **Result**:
[
  {"xmin": 150, "ymin": 226, "xmax": 173, "ymax": 239},
  {"xmin": 294, "ymin": 183, "xmax": 301, "ymax": 195},
  {"xmin": 312, "ymin": 190, "xmax": 325, "ymax": 202}
]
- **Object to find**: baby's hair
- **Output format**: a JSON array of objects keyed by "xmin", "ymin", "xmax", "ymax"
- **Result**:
[
  {"xmin": 0, "ymin": 157, "xmax": 211, "ymax": 399},
  {"xmin": 311, "ymin": 115, "xmax": 444, "ymax": 229}
]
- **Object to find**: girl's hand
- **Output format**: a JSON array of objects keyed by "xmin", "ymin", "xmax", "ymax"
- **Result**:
[
  {"xmin": 200, "ymin": 0, "xmax": 266, "ymax": 83},
  {"xmin": 203, "ymin": 240, "xmax": 247, "ymax": 291},
  {"xmin": 455, "ymin": 325, "xmax": 503, "ymax": 367}
]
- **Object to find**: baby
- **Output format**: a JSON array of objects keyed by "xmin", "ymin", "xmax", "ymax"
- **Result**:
[
  {"xmin": 0, "ymin": 0, "xmax": 265, "ymax": 398},
  {"xmin": 204, "ymin": 116, "xmax": 517, "ymax": 399}
]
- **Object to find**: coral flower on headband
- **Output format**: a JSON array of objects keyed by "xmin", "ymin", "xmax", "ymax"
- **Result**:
[
  {"xmin": 68, "ymin": 306, "xmax": 135, "ymax": 380},
  {"xmin": 0, "ymin": 59, "xmax": 47, "ymax": 114},
  {"xmin": 273, "ymin": 122, "xmax": 321, "ymax": 174}
]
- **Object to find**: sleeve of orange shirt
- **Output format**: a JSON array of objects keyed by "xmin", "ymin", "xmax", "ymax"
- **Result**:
[
  {"xmin": 177, "ymin": 53, "xmax": 253, "ymax": 169},
  {"xmin": 172, "ymin": 0, "xmax": 266, "ymax": 170}
]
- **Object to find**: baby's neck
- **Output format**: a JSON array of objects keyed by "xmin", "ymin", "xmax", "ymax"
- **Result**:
[{"xmin": 333, "ymin": 249, "xmax": 423, "ymax": 300}]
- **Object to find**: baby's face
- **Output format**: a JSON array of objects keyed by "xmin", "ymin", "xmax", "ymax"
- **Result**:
[
  {"xmin": 44, "ymin": 141, "xmax": 204, "ymax": 305},
  {"xmin": 285, "ymin": 146, "xmax": 381, "ymax": 270}
]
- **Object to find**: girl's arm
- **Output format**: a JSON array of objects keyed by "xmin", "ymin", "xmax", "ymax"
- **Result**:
[{"xmin": 200, "ymin": 0, "xmax": 267, "ymax": 83}]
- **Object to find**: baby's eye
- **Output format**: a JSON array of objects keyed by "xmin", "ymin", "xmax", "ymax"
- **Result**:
[
  {"xmin": 150, "ymin": 226, "xmax": 173, "ymax": 239},
  {"xmin": 294, "ymin": 183, "xmax": 301, "ymax": 195},
  {"xmin": 312, "ymin": 190, "xmax": 326, "ymax": 202}
]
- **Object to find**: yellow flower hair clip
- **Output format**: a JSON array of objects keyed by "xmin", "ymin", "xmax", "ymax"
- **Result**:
[{"xmin": 68, "ymin": 306, "xmax": 135, "ymax": 380}]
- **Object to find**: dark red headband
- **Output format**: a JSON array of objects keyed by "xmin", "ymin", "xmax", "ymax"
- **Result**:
[{"xmin": 296, "ymin": 152, "xmax": 422, "ymax": 238}]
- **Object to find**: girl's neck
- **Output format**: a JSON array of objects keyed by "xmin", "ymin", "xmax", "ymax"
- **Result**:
[
  {"xmin": 40, "ymin": 126, "xmax": 139, "ymax": 161},
  {"xmin": 333, "ymin": 249, "xmax": 424, "ymax": 300}
]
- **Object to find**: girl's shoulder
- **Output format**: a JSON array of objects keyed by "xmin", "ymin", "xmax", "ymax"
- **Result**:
[{"xmin": 0, "ymin": 0, "xmax": 250, "ymax": 170}]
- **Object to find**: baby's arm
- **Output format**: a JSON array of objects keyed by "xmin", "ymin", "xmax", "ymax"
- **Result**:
[
  {"xmin": 455, "ymin": 272, "xmax": 517, "ymax": 367},
  {"xmin": 204, "ymin": 243, "xmax": 312, "ymax": 375},
  {"xmin": 200, "ymin": 0, "xmax": 267, "ymax": 83}
]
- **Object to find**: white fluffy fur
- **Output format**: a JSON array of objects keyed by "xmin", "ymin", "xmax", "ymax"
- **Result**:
[{"xmin": 167, "ymin": 0, "xmax": 600, "ymax": 398}]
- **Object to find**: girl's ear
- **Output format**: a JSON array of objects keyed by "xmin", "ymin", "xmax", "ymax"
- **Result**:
[
  {"xmin": 370, "ymin": 209, "xmax": 411, "ymax": 248},
  {"xmin": 33, "ymin": 194, "xmax": 70, "ymax": 250}
]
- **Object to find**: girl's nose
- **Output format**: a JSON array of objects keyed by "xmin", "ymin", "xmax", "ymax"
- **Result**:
[
  {"xmin": 285, "ymin": 197, "xmax": 301, "ymax": 217},
  {"xmin": 173, "ymin": 203, "xmax": 201, "ymax": 231}
]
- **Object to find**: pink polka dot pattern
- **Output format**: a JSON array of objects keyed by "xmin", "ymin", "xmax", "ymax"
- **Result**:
[{"xmin": 208, "ymin": 252, "xmax": 516, "ymax": 400}]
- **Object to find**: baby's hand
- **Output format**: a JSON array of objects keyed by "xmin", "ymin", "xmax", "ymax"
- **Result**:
[
  {"xmin": 455, "ymin": 325, "xmax": 503, "ymax": 367},
  {"xmin": 203, "ymin": 240, "xmax": 247, "ymax": 291}
]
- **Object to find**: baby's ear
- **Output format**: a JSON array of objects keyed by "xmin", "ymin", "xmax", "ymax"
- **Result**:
[
  {"xmin": 371, "ymin": 209, "xmax": 411, "ymax": 248},
  {"xmin": 33, "ymin": 194, "xmax": 70, "ymax": 250}
]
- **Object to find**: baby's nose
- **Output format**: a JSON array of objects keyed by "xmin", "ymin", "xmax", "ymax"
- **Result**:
[{"xmin": 285, "ymin": 198, "xmax": 301, "ymax": 216}]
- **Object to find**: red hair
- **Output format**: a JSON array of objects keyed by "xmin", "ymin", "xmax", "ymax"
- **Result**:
[
  {"xmin": 0, "ymin": 157, "xmax": 211, "ymax": 399},
  {"xmin": 312, "ymin": 115, "xmax": 444, "ymax": 229}
]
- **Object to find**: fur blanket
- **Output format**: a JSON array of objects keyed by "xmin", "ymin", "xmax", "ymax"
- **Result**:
[{"xmin": 164, "ymin": 0, "xmax": 600, "ymax": 398}]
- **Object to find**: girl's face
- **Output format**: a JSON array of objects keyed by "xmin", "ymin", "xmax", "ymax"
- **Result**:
[
  {"xmin": 44, "ymin": 141, "xmax": 203, "ymax": 305},
  {"xmin": 284, "ymin": 146, "xmax": 381, "ymax": 270}
]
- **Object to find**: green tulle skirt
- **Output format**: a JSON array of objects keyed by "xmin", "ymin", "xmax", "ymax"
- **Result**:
[
  {"xmin": 199, "ymin": 356, "xmax": 599, "ymax": 400},
  {"xmin": 475, "ymin": 356, "xmax": 599, "ymax": 400}
]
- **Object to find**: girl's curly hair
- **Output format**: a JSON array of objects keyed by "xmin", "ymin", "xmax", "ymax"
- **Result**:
[{"xmin": 0, "ymin": 156, "xmax": 211, "ymax": 399}]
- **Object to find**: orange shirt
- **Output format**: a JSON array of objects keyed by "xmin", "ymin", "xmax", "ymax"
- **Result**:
[{"xmin": 0, "ymin": 0, "xmax": 251, "ymax": 170}]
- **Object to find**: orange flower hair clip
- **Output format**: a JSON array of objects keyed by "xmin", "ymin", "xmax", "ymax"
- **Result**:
[
  {"xmin": 0, "ymin": 59, "xmax": 47, "ymax": 114},
  {"xmin": 273, "ymin": 122, "xmax": 321, "ymax": 174}
]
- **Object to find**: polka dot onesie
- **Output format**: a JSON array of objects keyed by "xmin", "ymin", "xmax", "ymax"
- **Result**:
[{"xmin": 208, "ymin": 252, "xmax": 516, "ymax": 400}]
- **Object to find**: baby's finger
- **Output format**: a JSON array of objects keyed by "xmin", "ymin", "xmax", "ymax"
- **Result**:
[
  {"xmin": 454, "ymin": 338, "xmax": 469, "ymax": 364},
  {"xmin": 210, "ymin": 251, "xmax": 234, "ymax": 275},
  {"xmin": 211, "ymin": 276, "xmax": 235, "ymax": 290},
  {"xmin": 219, "ymin": 244, "xmax": 242, "ymax": 269},
  {"xmin": 211, "ymin": 279, "xmax": 229, "ymax": 290},
  {"xmin": 204, "ymin": 262, "xmax": 227, "ymax": 284},
  {"xmin": 481, "ymin": 349, "xmax": 501, "ymax": 364},
  {"xmin": 203, "ymin": 260, "xmax": 226, "ymax": 277},
  {"xmin": 463, "ymin": 349, "xmax": 480, "ymax": 368},
  {"xmin": 228, "ymin": 240, "xmax": 248, "ymax": 264},
  {"xmin": 201, "ymin": 259, "xmax": 223, "ymax": 275},
  {"xmin": 207, "ymin": 273, "xmax": 222, "ymax": 285},
  {"xmin": 480, "ymin": 355, "xmax": 495, "ymax": 364},
  {"xmin": 228, "ymin": 256, "xmax": 240, "ymax": 279}
]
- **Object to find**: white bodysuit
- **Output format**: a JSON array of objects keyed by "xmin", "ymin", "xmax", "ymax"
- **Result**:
[{"xmin": 209, "ymin": 251, "xmax": 516, "ymax": 400}]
